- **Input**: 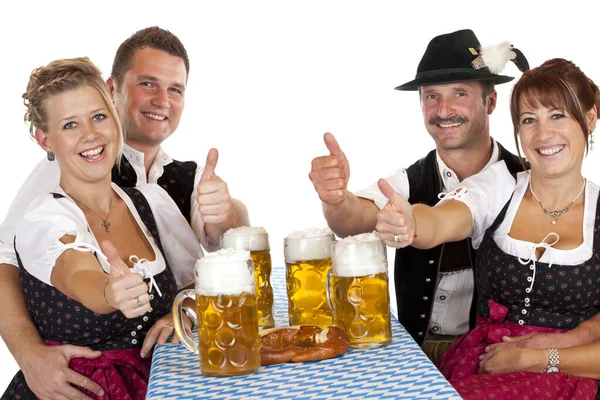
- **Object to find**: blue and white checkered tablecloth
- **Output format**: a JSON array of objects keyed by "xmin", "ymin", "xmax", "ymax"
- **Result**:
[{"xmin": 147, "ymin": 267, "xmax": 460, "ymax": 399}]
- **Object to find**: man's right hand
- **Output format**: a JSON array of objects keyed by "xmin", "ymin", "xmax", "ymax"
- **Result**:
[
  {"xmin": 309, "ymin": 132, "xmax": 350, "ymax": 205},
  {"xmin": 21, "ymin": 342, "xmax": 104, "ymax": 399}
]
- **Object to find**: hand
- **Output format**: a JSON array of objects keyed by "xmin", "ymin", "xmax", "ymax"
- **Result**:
[
  {"xmin": 375, "ymin": 179, "xmax": 415, "ymax": 248},
  {"xmin": 21, "ymin": 342, "xmax": 104, "ymax": 399},
  {"xmin": 140, "ymin": 312, "xmax": 193, "ymax": 358},
  {"xmin": 197, "ymin": 148, "xmax": 232, "ymax": 225},
  {"xmin": 309, "ymin": 132, "xmax": 350, "ymax": 205},
  {"xmin": 485, "ymin": 331, "xmax": 579, "ymax": 353},
  {"xmin": 101, "ymin": 240, "xmax": 150, "ymax": 318},
  {"xmin": 479, "ymin": 345, "xmax": 546, "ymax": 374}
]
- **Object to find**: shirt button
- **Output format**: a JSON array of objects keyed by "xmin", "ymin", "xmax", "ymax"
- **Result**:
[
  {"xmin": 150, "ymin": 294, "xmax": 155, "ymax": 300},
  {"xmin": 418, "ymin": 331, "xmax": 424, "ymax": 336},
  {"xmin": 143, "ymin": 316, "xmax": 149, "ymax": 322},
  {"xmin": 525, "ymin": 288, "xmax": 532, "ymax": 293},
  {"xmin": 428, "ymin": 260, "xmax": 435, "ymax": 265},
  {"xmin": 423, "ymin": 296, "xmax": 429, "ymax": 301},
  {"xmin": 439, "ymin": 295, "xmax": 446, "ymax": 300},
  {"xmin": 525, "ymin": 297, "xmax": 530, "ymax": 303},
  {"xmin": 446, "ymin": 172, "xmax": 452, "ymax": 177},
  {"xmin": 432, "ymin": 326, "xmax": 439, "ymax": 332},
  {"xmin": 148, "ymin": 307, "xmax": 153, "ymax": 313},
  {"xmin": 131, "ymin": 331, "xmax": 137, "ymax": 337},
  {"xmin": 132, "ymin": 339, "xmax": 138, "ymax": 345},
  {"xmin": 518, "ymin": 320, "xmax": 524, "ymax": 325},
  {"xmin": 425, "ymin": 278, "xmax": 431, "ymax": 283},
  {"xmin": 521, "ymin": 309, "xmax": 527, "ymax": 315},
  {"xmin": 527, "ymin": 277, "xmax": 533, "ymax": 282},
  {"xmin": 137, "ymin": 325, "xmax": 143, "ymax": 330},
  {"xmin": 421, "ymin": 314, "xmax": 426, "ymax": 319},
  {"xmin": 530, "ymin": 265, "xmax": 534, "ymax": 270}
]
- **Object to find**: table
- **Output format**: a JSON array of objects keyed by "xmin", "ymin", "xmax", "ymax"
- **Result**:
[{"xmin": 146, "ymin": 267, "xmax": 461, "ymax": 399}]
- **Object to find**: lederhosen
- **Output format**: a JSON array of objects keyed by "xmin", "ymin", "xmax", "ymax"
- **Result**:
[
  {"xmin": 112, "ymin": 155, "xmax": 197, "ymax": 223},
  {"xmin": 395, "ymin": 143, "xmax": 525, "ymax": 346}
]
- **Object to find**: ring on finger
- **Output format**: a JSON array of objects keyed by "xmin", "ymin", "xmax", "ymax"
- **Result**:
[
  {"xmin": 393, "ymin": 234, "xmax": 400, "ymax": 243},
  {"xmin": 162, "ymin": 324, "xmax": 173, "ymax": 330},
  {"xmin": 136, "ymin": 297, "xmax": 143, "ymax": 307}
]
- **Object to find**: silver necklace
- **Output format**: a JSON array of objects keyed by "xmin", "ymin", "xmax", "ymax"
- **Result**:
[
  {"xmin": 529, "ymin": 178, "xmax": 586, "ymax": 225},
  {"xmin": 63, "ymin": 188, "xmax": 113, "ymax": 232}
]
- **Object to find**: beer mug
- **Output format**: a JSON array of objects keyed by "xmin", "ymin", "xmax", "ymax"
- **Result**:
[
  {"xmin": 284, "ymin": 228, "xmax": 334, "ymax": 328},
  {"xmin": 221, "ymin": 227, "xmax": 274, "ymax": 329},
  {"xmin": 330, "ymin": 233, "xmax": 392, "ymax": 348},
  {"xmin": 172, "ymin": 249, "xmax": 261, "ymax": 376}
]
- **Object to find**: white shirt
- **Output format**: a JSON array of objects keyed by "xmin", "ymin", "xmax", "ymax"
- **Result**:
[
  {"xmin": 356, "ymin": 140, "xmax": 501, "ymax": 336},
  {"xmin": 0, "ymin": 144, "xmax": 211, "ymax": 269},
  {"xmin": 16, "ymin": 183, "xmax": 200, "ymax": 290}
]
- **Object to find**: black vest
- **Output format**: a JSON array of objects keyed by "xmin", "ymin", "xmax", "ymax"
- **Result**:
[
  {"xmin": 111, "ymin": 155, "xmax": 197, "ymax": 223},
  {"xmin": 396, "ymin": 143, "xmax": 525, "ymax": 345}
]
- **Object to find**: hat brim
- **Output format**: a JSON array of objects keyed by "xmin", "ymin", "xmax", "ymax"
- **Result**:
[{"xmin": 395, "ymin": 73, "xmax": 514, "ymax": 91}]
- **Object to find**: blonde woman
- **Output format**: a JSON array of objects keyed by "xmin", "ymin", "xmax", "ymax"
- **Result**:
[{"xmin": 3, "ymin": 58, "xmax": 199, "ymax": 399}]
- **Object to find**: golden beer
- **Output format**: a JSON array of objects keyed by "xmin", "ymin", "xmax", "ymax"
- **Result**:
[
  {"xmin": 332, "ymin": 273, "xmax": 391, "ymax": 348},
  {"xmin": 284, "ymin": 229, "xmax": 335, "ymax": 328},
  {"xmin": 285, "ymin": 258, "xmax": 334, "ymax": 327},
  {"xmin": 221, "ymin": 227, "xmax": 274, "ymax": 328},
  {"xmin": 331, "ymin": 233, "xmax": 392, "ymax": 348},
  {"xmin": 197, "ymin": 292, "xmax": 261, "ymax": 376},
  {"xmin": 172, "ymin": 249, "xmax": 260, "ymax": 376}
]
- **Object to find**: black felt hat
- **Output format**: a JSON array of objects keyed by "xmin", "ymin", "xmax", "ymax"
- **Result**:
[{"xmin": 396, "ymin": 29, "xmax": 528, "ymax": 91}]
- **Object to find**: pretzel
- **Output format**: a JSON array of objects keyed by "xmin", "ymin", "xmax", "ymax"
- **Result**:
[{"xmin": 260, "ymin": 325, "xmax": 350, "ymax": 365}]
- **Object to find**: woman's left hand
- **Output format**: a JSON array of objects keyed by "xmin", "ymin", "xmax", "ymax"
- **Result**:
[
  {"xmin": 140, "ymin": 312, "xmax": 193, "ymax": 358},
  {"xmin": 478, "ymin": 346, "xmax": 546, "ymax": 374}
]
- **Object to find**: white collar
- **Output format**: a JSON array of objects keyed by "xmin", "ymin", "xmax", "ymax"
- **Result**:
[
  {"xmin": 121, "ymin": 144, "xmax": 173, "ymax": 185},
  {"xmin": 436, "ymin": 138, "xmax": 500, "ymax": 192}
]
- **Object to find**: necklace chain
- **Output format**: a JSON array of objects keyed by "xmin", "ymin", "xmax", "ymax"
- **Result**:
[
  {"xmin": 62, "ymin": 187, "xmax": 113, "ymax": 232},
  {"xmin": 529, "ymin": 178, "xmax": 586, "ymax": 225}
]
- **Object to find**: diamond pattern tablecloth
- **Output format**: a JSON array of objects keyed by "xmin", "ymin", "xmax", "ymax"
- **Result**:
[{"xmin": 147, "ymin": 267, "xmax": 460, "ymax": 399}]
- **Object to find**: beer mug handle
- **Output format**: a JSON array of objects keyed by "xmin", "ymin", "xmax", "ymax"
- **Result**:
[
  {"xmin": 325, "ymin": 268, "xmax": 335, "ymax": 317},
  {"xmin": 172, "ymin": 289, "xmax": 199, "ymax": 355}
]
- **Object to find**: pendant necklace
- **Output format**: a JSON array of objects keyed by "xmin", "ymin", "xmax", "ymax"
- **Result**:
[{"xmin": 529, "ymin": 178, "xmax": 586, "ymax": 225}]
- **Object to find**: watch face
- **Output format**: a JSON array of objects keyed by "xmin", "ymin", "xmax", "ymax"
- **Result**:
[{"xmin": 545, "ymin": 366, "xmax": 560, "ymax": 373}]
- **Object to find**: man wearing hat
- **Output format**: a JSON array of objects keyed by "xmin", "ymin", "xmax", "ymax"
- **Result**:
[{"xmin": 309, "ymin": 29, "xmax": 527, "ymax": 363}]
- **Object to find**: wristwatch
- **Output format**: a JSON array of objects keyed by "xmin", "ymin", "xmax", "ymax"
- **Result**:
[
  {"xmin": 182, "ymin": 306, "xmax": 198, "ymax": 331},
  {"xmin": 544, "ymin": 348, "xmax": 560, "ymax": 373}
]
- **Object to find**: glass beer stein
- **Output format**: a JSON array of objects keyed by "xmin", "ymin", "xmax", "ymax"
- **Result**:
[
  {"xmin": 221, "ymin": 227, "xmax": 274, "ymax": 328},
  {"xmin": 330, "ymin": 232, "xmax": 392, "ymax": 348},
  {"xmin": 284, "ymin": 228, "xmax": 334, "ymax": 328},
  {"xmin": 172, "ymin": 249, "xmax": 261, "ymax": 376}
]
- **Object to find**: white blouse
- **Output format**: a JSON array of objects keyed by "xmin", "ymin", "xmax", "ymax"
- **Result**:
[
  {"xmin": 15, "ymin": 183, "xmax": 201, "ymax": 290},
  {"xmin": 440, "ymin": 162, "xmax": 598, "ymax": 265}
]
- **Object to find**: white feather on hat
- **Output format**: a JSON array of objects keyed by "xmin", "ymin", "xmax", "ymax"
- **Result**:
[{"xmin": 480, "ymin": 42, "xmax": 516, "ymax": 74}]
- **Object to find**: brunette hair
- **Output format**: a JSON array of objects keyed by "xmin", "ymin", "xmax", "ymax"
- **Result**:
[
  {"xmin": 511, "ymin": 58, "xmax": 600, "ymax": 166},
  {"xmin": 110, "ymin": 26, "xmax": 190, "ymax": 87}
]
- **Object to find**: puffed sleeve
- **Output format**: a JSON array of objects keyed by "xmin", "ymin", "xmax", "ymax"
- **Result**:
[
  {"xmin": 136, "ymin": 184, "xmax": 202, "ymax": 289},
  {"xmin": 436, "ymin": 161, "xmax": 516, "ymax": 249},
  {"xmin": 356, "ymin": 168, "xmax": 410, "ymax": 210},
  {"xmin": 15, "ymin": 193, "xmax": 99, "ymax": 286}
]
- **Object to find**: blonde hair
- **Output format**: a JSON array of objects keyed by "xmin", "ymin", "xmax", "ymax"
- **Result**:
[{"xmin": 23, "ymin": 57, "xmax": 124, "ymax": 163}]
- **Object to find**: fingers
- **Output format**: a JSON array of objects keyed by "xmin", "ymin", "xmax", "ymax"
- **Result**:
[
  {"xmin": 199, "ymin": 148, "xmax": 219, "ymax": 183},
  {"xmin": 64, "ymin": 369, "xmax": 104, "ymax": 398},
  {"xmin": 323, "ymin": 132, "xmax": 346, "ymax": 159},
  {"xmin": 141, "ymin": 316, "xmax": 176, "ymax": 358},
  {"xmin": 377, "ymin": 179, "xmax": 412, "ymax": 215},
  {"xmin": 61, "ymin": 344, "xmax": 102, "ymax": 360},
  {"xmin": 376, "ymin": 204, "xmax": 414, "ymax": 247},
  {"xmin": 101, "ymin": 240, "xmax": 129, "ymax": 277}
]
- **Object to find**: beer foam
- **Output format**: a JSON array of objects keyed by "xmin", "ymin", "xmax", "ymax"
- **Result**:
[
  {"xmin": 284, "ymin": 228, "xmax": 333, "ymax": 263},
  {"xmin": 196, "ymin": 249, "xmax": 254, "ymax": 296},
  {"xmin": 333, "ymin": 232, "xmax": 387, "ymax": 277},
  {"xmin": 221, "ymin": 226, "xmax": 269, "ymax": 251}
]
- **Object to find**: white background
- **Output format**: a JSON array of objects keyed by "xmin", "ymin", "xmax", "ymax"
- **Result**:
[{"xmin": 1, "ymin": 0, "xmax": 598, "ymax": 391}]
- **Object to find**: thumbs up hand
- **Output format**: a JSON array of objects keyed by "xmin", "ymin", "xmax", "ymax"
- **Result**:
[
  {"xmin": 197, "ymin": 148, "xmax": 232, "ymax": 225},
  {"xmin": 309, "ymin": 133, "xmax": 351, "ymax": 205},
  {"xmin": 375, "ymin": 179, "xmax": 416, "ymax": 248},
  {"xmin": 101, "ymin": 240, "xmax": 150, "ymax": 318}
]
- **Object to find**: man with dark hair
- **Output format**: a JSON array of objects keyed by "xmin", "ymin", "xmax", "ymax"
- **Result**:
[
  {"xmin": 309, "ymin": 29, "xmax": 527, "ymax": 363},
  {"xmin": 0, "ymin": 26, "xmax": 248, "ymax": 399}
]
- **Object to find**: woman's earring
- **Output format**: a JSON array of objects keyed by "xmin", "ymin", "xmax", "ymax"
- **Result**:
[
  {"xmin": 47, "ymin": 151, "xmax": 55, "ymax": 161},
  {"xmin": 590, "ymin": 133, "xmax": 595, "ymax": 151}
]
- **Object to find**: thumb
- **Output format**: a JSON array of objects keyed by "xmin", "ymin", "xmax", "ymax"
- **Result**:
[
  {"xmin": 101, "ymin": 240, "xmax": 129, "ymax": 277},
  {"xmin": 323, "ymin": 132, "xmax": 346, "ymax": 159},
  {"xmin": 199, "ymin": 148, "xmax": 219, "ymax": 183},
  {"xmin": 61, "ymin": 344, "xmax": 102, "ymax": 360},
  {"xmin": 378, "ymin": 179, "xmax": 411, "ymax": 215}
]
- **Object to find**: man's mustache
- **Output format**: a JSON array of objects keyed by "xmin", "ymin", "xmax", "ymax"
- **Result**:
[{"xmin": 429, "ymin": 115, "xmax": 467, "ymax": 125}]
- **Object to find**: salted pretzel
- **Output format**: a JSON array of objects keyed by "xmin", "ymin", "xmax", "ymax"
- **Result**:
[{"xmin": 260, "ymin": 325, "xmax": 350, "ymax": 365}]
